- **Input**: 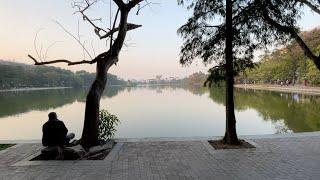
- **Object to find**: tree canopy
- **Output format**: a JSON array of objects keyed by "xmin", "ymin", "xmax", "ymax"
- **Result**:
[
  {"xmin": 178, "ymin": 0, "xmax": 320, "ymax": 85},
  {"xmin": 240, "ymin": 28, "xmax": 320, "ymax": 85}
]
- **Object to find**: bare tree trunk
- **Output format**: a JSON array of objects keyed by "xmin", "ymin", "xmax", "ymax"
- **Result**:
[
  {"xmin": 223, "ymin": 0, "xmax": 240, "ymax": 145},
  {"xmin": 80, "ymin": 8, "xmax": 130, "ymax": 149},
  {"xmin": 81, "ymin": 60, "xmax": 110, "ymax": 149}
]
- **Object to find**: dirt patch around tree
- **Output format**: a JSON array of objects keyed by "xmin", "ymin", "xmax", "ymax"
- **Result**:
[
  {"xmin": 209, "ymin": 139, "xmax": 255, "ymax": 150},
  {"xmin": 31, "ymin": 140, "xmax": 115, "ymax": 161}
]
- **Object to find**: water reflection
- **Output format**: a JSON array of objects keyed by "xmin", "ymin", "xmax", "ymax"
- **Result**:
[
  {"xmin": 234, "ymin": 89, "xmax": 320, "ymax": 133},
  {"xmin": 0, "ymin": 89, "xmax": 84, "ymax": 118},
  {"xmin": 0, "ymin": 85, "xmax": 319, "ymax": 140},
  {"xmin": 0, "ymin": 86, "xmax": 128, "ymax": 118},
  {"xmin": 208, "ymin": 87, "xmax": 320, "ymax": 133}
]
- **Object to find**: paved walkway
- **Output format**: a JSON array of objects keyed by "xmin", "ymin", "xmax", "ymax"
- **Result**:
[{"xmin": 1, "ymin": 132, "xmax": 320, "ymax": 180}]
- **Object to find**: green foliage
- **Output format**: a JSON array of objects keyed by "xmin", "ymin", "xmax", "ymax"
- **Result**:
[
  {"xmin": 177, "ymin": 0, "xmax": 298, "ymax": 86},
  {"xmin": 182, "ymin": 72, "xmax": 208, "ymax": 86},
  {"xmin": 98, "ymin": 110, "xmax": 120, "ymax": 140},
  {"xmin": 178, "ymin": 0, "xmax": 320, "ymax": 86},
  {"xmin": 241, "ymin": 28, "xmax": 320, "ymax": 85}
]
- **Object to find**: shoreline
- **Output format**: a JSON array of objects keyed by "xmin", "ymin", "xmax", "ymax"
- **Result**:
[
  {"xmin": 235, "ymin": 84, "xmax": 320, "ymax": 95},
  {"xmin": 0, "ymin": 87, "xmax": 72, "ymax": 92},
  {"xmin": 1, "ymin": 131, "xmax": 320, "ymax": 144}
]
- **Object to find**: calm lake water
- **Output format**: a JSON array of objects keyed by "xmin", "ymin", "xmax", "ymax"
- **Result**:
[{"xmin": 0, "ymin": 85, "xmax": 320, "ymax": 140}]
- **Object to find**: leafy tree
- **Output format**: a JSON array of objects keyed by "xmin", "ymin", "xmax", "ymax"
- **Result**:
[
  {"xmin": 183, "ymin": 72, "xmax": 207, "ymax": 86},
  {"xmin": 255, "ymin": 0, "xmax": 320, "ymax": 70},
  {"xmin": 177, "ymin": 0, "xmax": 303, "ymax": 144},
  {"xmin": 240, "ymin": 28, "xmax": 320, "ymax": 85}
]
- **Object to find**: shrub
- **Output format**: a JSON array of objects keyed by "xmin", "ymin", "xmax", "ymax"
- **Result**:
[{"xmin": 98, "ymin": 110, "xmax": 120, "ymax": 140}]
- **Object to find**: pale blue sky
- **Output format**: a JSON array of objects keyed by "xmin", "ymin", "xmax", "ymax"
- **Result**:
[{"xmin": 0, "ymin": 0, "xmax": 319, "ymax": 79}]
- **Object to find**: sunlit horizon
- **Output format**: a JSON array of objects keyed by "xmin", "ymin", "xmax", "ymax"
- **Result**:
[{"xmin": 1, "ymin": 0, "xmax": 320, "ymax": 80}]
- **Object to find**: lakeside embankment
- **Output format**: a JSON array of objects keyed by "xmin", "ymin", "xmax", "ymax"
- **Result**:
[
  {"xmin": 0, "ymin": 87, "xmax": 72, "ymax": 92},
  {"xmin": 1, "ymin": 132, "xmax": 320, "ymax": 179},
  {"xmin": 235, "ymin": 84, "xmax": 320, "ymax": 95}
]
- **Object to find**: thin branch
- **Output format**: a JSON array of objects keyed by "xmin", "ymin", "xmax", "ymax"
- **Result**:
[
  {"xmin": 205, "ymin": 25, "xmax": 222, "ymax": 28},
  {"xmin": 91, "ymin": 40, "xmax": 96, "ymax": 57},
  {"xmin": 53, "ymin": 20, "xmax": 93, "ymax": 59},
  {"xmin": 82, "ymin": 40, "xmax": 87, "ymax": 59},
  {"xmin": 43, "ymin": 41, "xmax": 63, "ymax": 60},
  {"xmin": 136, "ymin": 0, "xmax": 160, "ymax": 15},
  {"xmin": 39, "ymin": 43, "xmax": 44, "ymax": 61},
  {"xmin": 110, "ymin": 8, "xmax": 120, "ymax": 50},
  {"xmin": 73, "ymin": 0, "xmax": 108, "ymax": 39},
  {"xmin": 34, "ymin": 29, "xmax": 45, "ymax": 61}
]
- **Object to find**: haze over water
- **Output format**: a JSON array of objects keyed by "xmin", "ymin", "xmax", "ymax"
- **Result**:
[{"xmin": 0, "ymin": 85, "xmax": 319, "ymax": 141}]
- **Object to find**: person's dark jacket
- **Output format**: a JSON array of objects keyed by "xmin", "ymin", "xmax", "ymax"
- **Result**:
[{"xmin": 42, "ymin": 119, "xmax": 68, "ymax": 147}]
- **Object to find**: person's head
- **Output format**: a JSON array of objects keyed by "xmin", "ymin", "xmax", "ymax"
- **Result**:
[{"xmin": 48, "ymin": 112, "xmax": 57, "ymax": 121}]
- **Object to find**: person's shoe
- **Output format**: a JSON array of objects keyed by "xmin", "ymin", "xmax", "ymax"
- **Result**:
[{"xmin": 66, "ymin": 139, "xmax": 80, "ymax": 147}]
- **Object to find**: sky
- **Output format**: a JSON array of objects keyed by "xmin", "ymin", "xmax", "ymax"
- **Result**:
[{"xmin": 0, "ymin": 0, "xmax": 320, "ymax": 80}]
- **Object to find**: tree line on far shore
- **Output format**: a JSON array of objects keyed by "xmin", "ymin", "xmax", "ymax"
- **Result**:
[
  {"xmin": 0, "ymin": 59, "xmax": 211, "ymax": 90},
  {"xmin": 0, "ymin": 60, "xmax": 128, "ymax": 89}
]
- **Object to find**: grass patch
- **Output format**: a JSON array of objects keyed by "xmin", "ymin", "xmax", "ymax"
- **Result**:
[{"xmin": 0, "ymin": 144, "xmax": 14, "ymax": 151}]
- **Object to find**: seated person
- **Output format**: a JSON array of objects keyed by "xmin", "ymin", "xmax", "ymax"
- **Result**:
[{"xmin": 42, "ymin": 112, "xmax": 75, "ymax": 147}]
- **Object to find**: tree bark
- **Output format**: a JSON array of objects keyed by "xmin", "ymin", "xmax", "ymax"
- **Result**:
[
  {"xmin": 223, "ymin": 0, "xmax": 240, "ymax": 145},
  {"xmin": 80, "ymin": 3, "xmax": 136, "ymax": 149},
  {"xmin": 81, "ymin": 60, "xmax": 111, "ymax": 149}
]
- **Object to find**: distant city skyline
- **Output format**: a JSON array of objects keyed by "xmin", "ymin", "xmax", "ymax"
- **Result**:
[{"xmin": 1, "ymin": 0, "xmax": 320, "ymax": 80}]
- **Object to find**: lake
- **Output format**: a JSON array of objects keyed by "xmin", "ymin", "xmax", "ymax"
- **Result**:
[{"xmin": 0, "ymin": 85, "xmax": 320, "ymax": 140}]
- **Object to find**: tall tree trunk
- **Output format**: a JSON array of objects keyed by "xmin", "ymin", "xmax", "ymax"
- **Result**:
[
  {"xmin": 223, "ymin": 0, "xmax": 240, "ymax": 145},
  {"xmin": 80, "ymin": 6, "xmax": 134, "ymax": 149},
  {"xmin": 81, "ymin": 60, "xmax": 110, "ymax": 149}
]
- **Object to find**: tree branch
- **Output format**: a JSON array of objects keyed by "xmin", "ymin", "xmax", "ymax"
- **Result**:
[
  {"xmin": 100, "ymin": 23, "xmax": 142, "ymax": 39},
  {"xmin": 28, "ymin": 51, "xmax": 110, "ymax": 66},
  {"xmin": 261, "ymin": 6, "xmax": 320, "ymax": 70},
  {"xmin": 113, "ymin": 0, "xmax": 126, "ymax": 10},
  {"xmin": 128, "ymin": 0, "xmax": 144, "ymax": 9},
  {"xmin": 28, "ymin": 55, "xmax": 96, "ymax": 66},
  {"xmin": 205, "ymin": 25, "xmax": 222, "ymax": 28},
  {"xmin": 109, "ymin": 8, "xmax": 120, "ymax": 50},
  {"xmin": 28, "ymin": 0, "xmax": 143, "ymax": 68},
  {"xmin": 299, "ymin": 0, "xmax": 320, "ymax": 15},
  {"xmin": 54, "ymin": 20, "xmax": 93, "ymax": 59},
  {"xmin": 73, "ymin": 0, "xmax": 108, "ymax": 39}
]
